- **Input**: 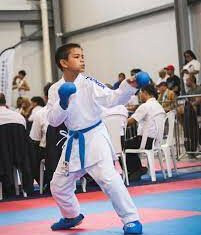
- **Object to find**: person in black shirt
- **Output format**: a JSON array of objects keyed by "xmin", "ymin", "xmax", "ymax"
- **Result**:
[
  {"xmin": 165, "ymin": 65, "xmax": 181, "ymax": 96},
  {"xmin": 113, "ymin": 72, "xmax": 126, "ymax": 89}
]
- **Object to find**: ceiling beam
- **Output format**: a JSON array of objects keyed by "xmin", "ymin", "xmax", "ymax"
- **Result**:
[{"xmin": 0, "ymin": 9, "xmax": 52, "ymax": 24}]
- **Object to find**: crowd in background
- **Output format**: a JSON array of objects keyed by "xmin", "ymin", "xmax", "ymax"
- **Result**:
[
  {"xmin": 112, "ymin": 50, "xmax": 201, "ymax": 114},
  {"xmin": 0, "ymin": 49, "xmax": 200, "ymax": 198}
]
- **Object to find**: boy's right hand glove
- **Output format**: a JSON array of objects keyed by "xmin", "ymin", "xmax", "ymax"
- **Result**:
[{"xmin": 58, "ymin": 82, "xmax": 77, "ymax": 109}]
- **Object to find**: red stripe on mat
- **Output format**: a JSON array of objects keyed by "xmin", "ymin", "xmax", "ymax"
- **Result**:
[
  {"xmin": 142, "ymin": 159, "xmax": 201, "ymax": 171},
  {"xmin": 0, "ymin": 178, "xmax": 201, "ymax": 213},
  {"xmin": 0, "ymin": 208, "xmax": 200, "ymax": 235}
]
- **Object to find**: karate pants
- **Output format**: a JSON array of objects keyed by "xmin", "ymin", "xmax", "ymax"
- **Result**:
[{"xmin": 51, "ymin": 148, "xmax": 139, "ymax": 225}]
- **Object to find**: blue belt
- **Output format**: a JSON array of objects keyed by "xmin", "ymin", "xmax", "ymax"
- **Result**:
[{"xmin": 65, "ymin": 120, "xmax": 102, "ymax": 169}]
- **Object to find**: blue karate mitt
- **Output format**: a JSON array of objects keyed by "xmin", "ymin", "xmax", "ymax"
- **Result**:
[{"xmin": 58, "ymin": 82, "xmax": 76, "ymax": 109}]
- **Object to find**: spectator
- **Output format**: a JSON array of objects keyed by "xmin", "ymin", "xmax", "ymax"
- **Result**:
[
  {"xmin": 30, "ymin": 83, "xmax": 54, "ymax": 148},
  {"xmin": 0, "ymin": 93, "xmax": 33, "ymax": 196},
  {"xmin": 177, "ymin": 75, "xmax": 201, "ymax": 124},
  {"xmin": 15, "ymin": 96, "xmax": 23, "ymax": 112},
  {"xmin": 0, "ymin": 93, "xmax": 26, "ymax": 127},
  {"xmin": 157, "ymin": 81, "xmax": 176, "ymax": 112},
  {"xmin": 186, "ymin": 74, "xmax": 201, "ymax": 96},
  {"xmin": 156, "ymin": 69, "xmax": 167, "ymax": 86},
  {"xmin": 113, "ymin": 73, "xmax": 126, "ymax": 89},
  {"xmin": 130, "ymin": 68, "xmax": 142, "ymax": 77},
  {"xmin": 181, "ymin": 50, "xmax": 200, "ymax": 92},
  {"xmin": 124, "ymin": 85, "xmax": 165, "ymax": 181},
  {"xmin": 186, "ymin": 74, "xmax": 201, "ymax": 106},
  {"xmin": 28, "ymin": 96, "xmax": 45, "ymax": 122},
  {"xmin": 12, "ymin": 70, "xmax": 30, "ymax": 97},
  {"xmin": 29, "ymin": 83, "xmax": 54, "ymax": 189},
  {"xmin": 165, "ymin": 65, "xmax": 181, "ymax": 96},
  {"xmin": 19, "ymin": 97, "xmax": 31, "ymax": 119}
]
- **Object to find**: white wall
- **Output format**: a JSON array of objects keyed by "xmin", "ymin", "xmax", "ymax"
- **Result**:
[
  {"xmin": 14, "ymin": 42, "xmax": 44, "ymax": 98},
  {"xmin": 189, "ymin": 3, "xmax": 201, "ymax": 63},
  {"xmin": 62, "ymin": 0, "xmax": 173, "ymax": 32},
  {"xmin": 66, "ymin": 10, "xmax": 179, "ymax": 85},
  {"xmin": 61, "ymin": 0, "xmax": 179, "ymax": 85},
  {"xmin": 0, "ymin": 22, "xmax": 44, "ymax": 106}
]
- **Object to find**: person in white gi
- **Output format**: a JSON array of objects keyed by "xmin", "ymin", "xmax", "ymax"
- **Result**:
[{"xmin": 47, "ymin": 43, "xmax": 148, "ymax": 234}]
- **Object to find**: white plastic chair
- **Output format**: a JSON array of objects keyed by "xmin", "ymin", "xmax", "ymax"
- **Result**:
[
  {"xmin": 0, "ymin": 167, "xmax": 27, "ymax": 200},
  {"xmin": 13, "ymin": 167, "xmax": 27, "ymax": 198},
  {"xmin": 161, "ymin": 110, "xmax": 178, "ymax": 177},
  {"xmin": 0, "ymin": 182, "xmax": 2, "ymax": 200},
  {"xmin": 125, "ymin": 113, "xmax": 167, "ymax": 182},
  {"xmin": 40, "ymin": 159, "xmax": 46, "ymax": 194},
  {"xmin": 103, "ymin": 114, "xmax": 129, "ymax": 186}
]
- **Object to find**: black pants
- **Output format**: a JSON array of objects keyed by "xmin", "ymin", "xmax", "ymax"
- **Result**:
[{"xmin": 121, "ymin": 136, "xmax": 154, "ymax": 174}]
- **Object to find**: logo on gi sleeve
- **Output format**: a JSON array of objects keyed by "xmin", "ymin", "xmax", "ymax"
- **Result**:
[{"xmin": 85, "ymin": 76, "xmax": 105, "ymax": 89}]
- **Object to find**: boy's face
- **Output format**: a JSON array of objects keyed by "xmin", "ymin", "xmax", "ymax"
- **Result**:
[{"xmin": 61, "ymin": 47, "xmax": 85, "ymax": 73}]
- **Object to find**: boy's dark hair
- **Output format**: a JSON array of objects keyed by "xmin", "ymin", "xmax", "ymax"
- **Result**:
[
  {"xmin": 43, "ymin": 82, "xmax": 54, "ymax": 97},
  {"xmin": 141, "ymin": 84, "xmax": 158, "ymax": 99},
  {"xmin": 55, "ymin": 43, "xmax": 82, "ymax": 70},
  {"xmin": 18, "ymin": 70, "xmax": 26, "ymax": 77},
  {"xmin": 31, "ymin": 96, "xmax": 45, "ymax": 107},
  {"xmin": 0, "ymin": 93, "xmax": 6, "ymax": 105}
]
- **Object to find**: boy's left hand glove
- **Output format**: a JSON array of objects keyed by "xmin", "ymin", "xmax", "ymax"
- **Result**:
[{"xmin": 58, "ymin": 82, "xmax": 77, "ymax": 109}]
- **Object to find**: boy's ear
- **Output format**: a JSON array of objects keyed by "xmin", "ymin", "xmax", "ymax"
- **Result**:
[{"xmin": 60, "ymin": 59, "xmax": 68, "ymax": 69}]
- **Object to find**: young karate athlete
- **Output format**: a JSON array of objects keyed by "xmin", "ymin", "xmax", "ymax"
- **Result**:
[{"xmin": 47, "ymin": 43, "xmax": 149, "ymax": 234}]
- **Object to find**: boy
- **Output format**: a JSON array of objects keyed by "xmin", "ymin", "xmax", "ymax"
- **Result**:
[{"xmin": 47, "ymin": 43, "xmax": 144, "ymax": 234}]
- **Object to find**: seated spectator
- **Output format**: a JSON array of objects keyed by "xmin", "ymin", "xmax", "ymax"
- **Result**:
[
  {"xmin": 186, "ymin": 74, "xmax": 201, "ymax": 96},
  {"xmin": 113, "ymin": 73, "xmax": 126, "ymax": 90},
  {"xmin": 28, "ymin": 96, "xmax": 45, "ymax": 122},
  {"xmin": 157, "ymin": 81, "xmax": 176, "ymax": 112},
  {"xmin": 130, "ymin": 68, "xmax": 142, "ymax": 77},
  {"xmin": 29, "ymin": 83, "xmax": 54, "ymax": 190},
  {"xmin": 186, "ymin": 74, "xmax": 201, "ymax": 107},
  {"xmin": 165, "ymin": 65, "xmax": 181, "ymax": 96},
  {"xmin": 177, "ymin": 75, "xmax": 201, "ymax": 123},
  {"xmin": 156, "ymin": 69, "xmax": 167, "ymax": 86},
  {"xmin": 0, "ymin": 93, "xmax": 26, "ymax": 127},
  {"xmin": 19, "ymin": 97, "xmax": 31, "ymax": 119},
  {"xmin": 125, "ymin": 85, "xmax": 165, "ymax": 181},
  {"xmin": 0, "ymin": 93, "xmax": 33, "ymax": 196},
  {"xmin": 15, "ymin": 96, "xmax": 23, "ymax": 112}
]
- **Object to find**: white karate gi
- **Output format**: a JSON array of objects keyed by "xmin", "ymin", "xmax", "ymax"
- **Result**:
[{"xmin": 47, "ymin": 73, "xmax": 139, "ymax": 224}]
